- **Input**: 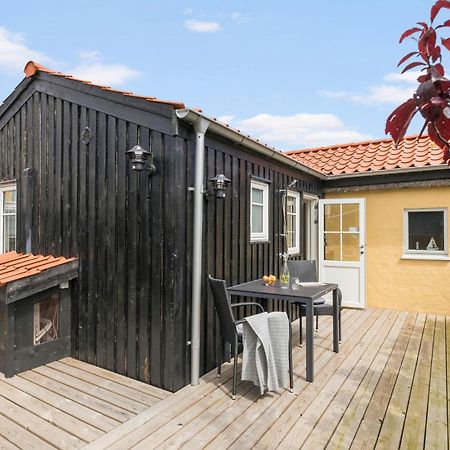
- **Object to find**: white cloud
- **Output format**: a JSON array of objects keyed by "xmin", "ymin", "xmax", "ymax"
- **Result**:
[
  {"xmin": 216, "ymin": 114, "xmax": 236, "ymax": 124},
  {"xmin": 184, "ymin": 20, "xmax": 222, "ymax": 33},
  {"xmin": 224, "ymin": 113, "xmax": 370, "ymax": 149},
  {"xmin": 0, "ymin": 27, "xmax": 54, "ymax": 73},
  {"xmin": 383, "ymin": 71, "xmax": 421, "ymax": 84},
  {"xmin": 77, "ymin": 50, "xmax": 102, "ymax": 63},
  {"xmin": 320, "ymin": 71, "xmax": 421, "ymax": 106},
  {"xmin": 69, "ymin": 62, "xmax": 140, "ymax": 86}
]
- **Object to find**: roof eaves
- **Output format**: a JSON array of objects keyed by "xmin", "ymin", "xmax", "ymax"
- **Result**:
[{"xmin": 176, "ymin": 108, "xmax": 326, "ymax": 180}]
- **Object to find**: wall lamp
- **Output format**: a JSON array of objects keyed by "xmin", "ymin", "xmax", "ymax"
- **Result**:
[
  {"xmin": 206, "ymin": 174, "xmax": 231, "ymax": 199},
  {"xmin": 126, "ymin": 144, "xmax": 156, "ymax": 175}
]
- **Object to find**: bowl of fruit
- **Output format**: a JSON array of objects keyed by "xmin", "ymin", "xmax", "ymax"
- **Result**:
[{"xmin": 262, "ymin": 275, "xmax": 276, "ymax": 286}]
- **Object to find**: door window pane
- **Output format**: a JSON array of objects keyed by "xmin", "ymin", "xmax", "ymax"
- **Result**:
[
  {"xmin": 342, "ymin": 203, "xmax": 359, "ymax": 232},
  {"xmin": 342, "ymin": 233, "xmax": 360, "ymax": 261},
  {"xmin": 324, "ymin": 204, "xmax": 340, "ymax": 232},
  {"xmin": 407, "ymin": 210, "xmax": 445, "ymax": 252},
  {"xmin": 324, "ymin": 233, "xmax": 340, "ymax": 261}
]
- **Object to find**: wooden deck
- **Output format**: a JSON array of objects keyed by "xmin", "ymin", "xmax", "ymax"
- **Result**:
[
  {"xmin": 1, "ymin": 308, "xmax": 449, "ymax": 449},
  {"xmin": 0, "ymin": 357, "xmax": 171, "ymax": 449}
]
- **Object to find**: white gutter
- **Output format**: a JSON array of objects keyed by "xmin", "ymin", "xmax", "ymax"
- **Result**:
[{"xmin": 176, "ymin": 109, "xmax": 326, "ymax": 180}]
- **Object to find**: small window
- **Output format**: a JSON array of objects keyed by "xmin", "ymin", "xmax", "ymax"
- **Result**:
[
  {"xmin": 34, "ymin": 293, "xmax": 60, "ymax": 345},
  {"xmin": 404, "ymin": 208, "xmax": 448, "ymax": 255},
  {"xmin": 0, "ymin": 184, "xmax": 16, "ymax": 254},
  {"xmin": 286, "ymin": 191, "xmax": 300, "ymax": 254},
  {"xmin": 250, "ymin": 180, "xmax": 269, "ymax": 242}
]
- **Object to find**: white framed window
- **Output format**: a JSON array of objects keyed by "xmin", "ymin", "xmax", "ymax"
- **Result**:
[
  {"xmin": 0, "ymin": 184, "xmax": 16, "ymax": 254},
  {"xmin": 286, "ymin": 191, "xmax": 300, "ymax": 254},
  {"xmin": 403, "ymin": 208, "xmax": 448, "ymax": 259},
  {"xmin": 250, "ymin": 180, "xmax": 269, "ymax": 242}
]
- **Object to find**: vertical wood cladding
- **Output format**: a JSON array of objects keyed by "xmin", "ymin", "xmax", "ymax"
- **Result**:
[{"xmin": 0, "ymin": 84, "xmax": 321, "ymax": 391}]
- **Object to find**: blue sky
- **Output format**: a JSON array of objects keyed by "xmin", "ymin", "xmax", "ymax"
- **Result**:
[{"xmin": 0, "ymin": 1, "xmax": 438, "ymax": 149}]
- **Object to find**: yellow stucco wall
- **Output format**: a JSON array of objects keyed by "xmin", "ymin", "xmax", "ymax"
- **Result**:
[{"xmin": 326, "ymin": 186, "xmax": 450, "ymax": 315}]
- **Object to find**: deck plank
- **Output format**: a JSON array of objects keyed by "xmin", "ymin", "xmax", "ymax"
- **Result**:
[
  {"xmin": 252, "ymin": 308, "xmax": 385, "ymax": 449},
  {"xmin": 348, "ymin": 312, "xmax": 418, "ymax": 450},
  {"xmin": 0, "ymin": 373, "xmax": 119, "ymax": 432},
  {"xmin": 0, "ymin": 395, "xmax": 83, "ymax": 449},
  {"xmin": 276, "ymin": 309, "xmax": 397, "ymax": 449},
  {"xmin": 154, "ymin": 316, "xmax": 334, "ymax": 450},
  {"xmin": 327, "ymin": 312, "xmax": 416, "ymax": 450},
  {"xmin": 1, "ymin": 308, "xmax": 448, "ymax": 449},
  {"xmin": 303, "ymin": 310, "xmax": 407, "ymax": 449},
  {"xmin": 32, "ymin": 365, "xmax": 147, "ymax": 414},
  {"xmin": 47, "ymin": 361, "xmax": 159, "ymax": 407},
  {"xmin": 0, "ymin": 415, "xmax": 55, "ymax": 450},
  {"xmin": 172, "ymin": 316, "xmax": 343, "ymax": 450},
  {"xmin": 183, "ymin": 314, "xmax": 357, "ymax": 450},
  {"xmin": 19, "ymin": 370, "xmax": 134, "ymax": 422},
  {"xmin": 0, "ymin": 378, "xmax": 102, "ymax": 443},
  {"xmin": 59, "ymin": 358, "xmax": 171, "ymax": 400},
  {"xmin": 399, "ymin": 315, "xmax": 435, "ymax": 449},
  {"xmin": 425, "ymin": 315, "xmax": 448, "ymax": 450},
  {"xmin": 374, "ymin": 313, "xmax": 427, "ymax": 449}
]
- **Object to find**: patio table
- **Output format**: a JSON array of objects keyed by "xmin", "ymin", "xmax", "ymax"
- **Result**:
[{"xmin": 227, "ymin": 279, "xmax": 339, "ymax": 382}]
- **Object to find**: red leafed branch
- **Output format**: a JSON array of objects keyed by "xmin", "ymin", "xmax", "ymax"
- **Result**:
[{"xmin": 386, "ymin": 1, "xmax": 450, "ymax": 162}]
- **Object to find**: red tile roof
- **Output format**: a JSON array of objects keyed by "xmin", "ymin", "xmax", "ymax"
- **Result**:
[
  {"xmin": 0, "ymin": 251, "xmax": 76, "ymax": 286},
  {"xmin": 286, "ymin": 135, "xmax": 449, "ymax": 176},
  {"xmin": 24, "ymin": 61, "xmax": 186, "ymax": 110}
]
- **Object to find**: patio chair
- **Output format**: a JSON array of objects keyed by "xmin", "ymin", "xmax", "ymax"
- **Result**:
[
  {"xmin": 208, "ymin": 275, "xmax": 293, "ymax": 399},
  {"xmin": 287, "ymin": 260, "xmax": 342, "ymax": 346}
]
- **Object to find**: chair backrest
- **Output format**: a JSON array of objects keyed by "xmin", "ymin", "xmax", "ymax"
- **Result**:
[
  {"xmin": 287, "ymin": 260, "xmax": 318, "ymax": 282},
  {"xmin": 208, "ymin": 275, "xmax": 237, "ymax": 345}
]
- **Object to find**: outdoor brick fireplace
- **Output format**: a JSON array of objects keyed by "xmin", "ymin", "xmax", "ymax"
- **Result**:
[{"xmin": 0, "ymin": 251, "xmax": 78, "ymax": 377}]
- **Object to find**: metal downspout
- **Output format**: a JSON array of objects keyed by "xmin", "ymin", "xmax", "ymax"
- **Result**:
[{"xmin": 191, "ymin": 117, "xmax": 209, "ymax": 385}]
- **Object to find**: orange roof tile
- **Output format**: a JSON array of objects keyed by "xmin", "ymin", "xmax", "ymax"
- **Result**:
[
  {"xmin": 0, "ymin": 251, "xmax": 77, "ymax": 286},
  {"xmin": 286, "ymin": 135, "xmax": 449, "ymax": 176},
  {"xmin": 24, "ymin": 61, "xmax": 185, "ymax": 110}
]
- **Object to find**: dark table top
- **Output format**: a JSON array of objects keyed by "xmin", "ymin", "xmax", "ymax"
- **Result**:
[{"xmin": 228, "ymin": 279, "xmax": 338, "ymax": 302}]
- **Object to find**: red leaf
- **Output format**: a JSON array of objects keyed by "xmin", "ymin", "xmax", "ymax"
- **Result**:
[
  {"xmin": 427, "ymin": 28, "xmax": 437, "ymax": 52},
  {"xmin": 385, "ymin": 98, "xmax": 419, "ymax": 144},
  {"xmin": 418, "ymin": 74, "xmax": 432, "ymax": 82},
  {"xmin": 428, "ymin": 120, "xmax": 450, "ymax": 162},
  {"xmin": 401, "ymin": 61, "xmax": 427, "ymax": 73},
  {"xmin": 417, "ymin": 22, "xmax": 430, "ymax": 29},
  {"xmin": 397, "ymin": 51, "xmax": 419, "ymax": 67},
  {"xmin": 431, "ymin": 45, "xmax": 442, "ymax": 62},
  {"xmin": 442, "ymin": 37, "xmax": 450, "ymax": 50},
  {"xmin": 399, "ymin": 27, "xmax": 421, "ymax": 43},
  {"xmin": 432, "ymin": 63, "xmax": 445, "ymax": 77},
  {"xmin": 418, "ymin": 31, "xmax": 429, "ymax": 61},
  {"xmin": 431, "ymin": 1, "xmax": 450, "ymax": 22}
]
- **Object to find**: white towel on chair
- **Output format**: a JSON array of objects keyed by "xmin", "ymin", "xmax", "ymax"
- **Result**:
[{"xmin": 242, "ymin": 311, "xmax": 289, "ymax": 394}]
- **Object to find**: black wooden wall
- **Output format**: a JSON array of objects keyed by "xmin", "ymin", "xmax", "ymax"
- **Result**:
[{"xmin": 0, "ymin": 75, "xmax": 322, "ymax": 391}]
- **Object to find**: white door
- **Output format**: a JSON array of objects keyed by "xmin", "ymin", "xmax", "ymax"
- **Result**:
[{"xmin": 318, "ymin": 198, "xmax": 365, "ymax": 308}]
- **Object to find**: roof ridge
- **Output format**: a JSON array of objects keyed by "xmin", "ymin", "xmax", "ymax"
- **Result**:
[
  {"xmin": 23, "ymin": 60, "xmax": 186, "ymax": 110},
  {"xmin": 286, "ymin": 134, "xmax": 429, "ymax": 155}
]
